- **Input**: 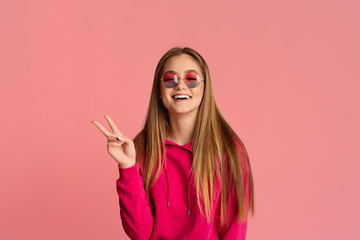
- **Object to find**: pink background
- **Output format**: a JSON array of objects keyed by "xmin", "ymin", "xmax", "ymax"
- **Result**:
[{"xmin": 1, "ymin": 0, "xmax": 359, "ymax": 239}]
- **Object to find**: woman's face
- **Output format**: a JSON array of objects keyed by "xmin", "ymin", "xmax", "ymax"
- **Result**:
[{"xmin": 159, "ymin": 54, "xmax": 205, "ymax": 117}]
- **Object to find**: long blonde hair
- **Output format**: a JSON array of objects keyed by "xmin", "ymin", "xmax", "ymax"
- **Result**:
[{"xmin": 133, "ymin": 47, "xmax": 255, "ymax": 226}]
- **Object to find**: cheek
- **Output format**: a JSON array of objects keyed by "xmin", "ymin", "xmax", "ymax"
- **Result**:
[
  {"xmin": 160, "ymin": 87, "xmax": 172, "ymax": 102},
  {"xmin": 195, "ymin": 85, "xmax": 205, "ymax": 98}
]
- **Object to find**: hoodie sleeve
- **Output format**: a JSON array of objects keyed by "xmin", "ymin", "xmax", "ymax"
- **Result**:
[
  {"xmin": 217, "ymin": 139, "xmax": 250, "ymax": 240},
  {"xmin": 220, "ymin": 173, "xmax": 249, "ymax": 240},
  {"xmin": 116, "ymin": 162, "xmax": 154, "ymax": 240}
]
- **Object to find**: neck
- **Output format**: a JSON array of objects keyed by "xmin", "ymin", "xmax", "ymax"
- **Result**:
[{"xmin": 166, "ymin": 110, "xmax": 198, "ymax": 146}]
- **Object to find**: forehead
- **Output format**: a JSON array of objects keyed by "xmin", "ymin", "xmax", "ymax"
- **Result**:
[{"xmin": 163, "ymin": 54, "xmax": 202, "ymax": 73}]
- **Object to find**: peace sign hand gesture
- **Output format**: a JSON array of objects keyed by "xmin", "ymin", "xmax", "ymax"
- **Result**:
[{"xmin": 91, "ymin": 115, "xmax": 136, "ymax": 169}]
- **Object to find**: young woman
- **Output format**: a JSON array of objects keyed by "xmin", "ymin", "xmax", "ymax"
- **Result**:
[{"xmin": 92, "ymin": 47, "xmax": 255, "ymax": 239}]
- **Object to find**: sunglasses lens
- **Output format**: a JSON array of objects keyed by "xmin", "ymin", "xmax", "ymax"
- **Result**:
[
  {"xmin": 185, "ymin": 72, "xmax": 200, "ymax": 88},
  {"xmin": 162, "ymin": 73, "xmax": 177, "ymax": 88},
  {"xmin": 162, "ymin": 72, "xmax": 201, "ymax": 88}
]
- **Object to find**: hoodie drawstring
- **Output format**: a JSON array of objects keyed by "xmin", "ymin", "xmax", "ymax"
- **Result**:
[
  {"xmin": 164, "ymin": 166, "xmax": 170, "ymax": 207},
  {"xmin": 163, "ymin": 164, "xmax": 193, "ymax": 216},
  {"xmin": 187, "ymin": 173, "xmax": 193, "ymax": 216}
]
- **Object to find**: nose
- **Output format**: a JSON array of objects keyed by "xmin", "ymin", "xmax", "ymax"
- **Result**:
[{"xmin": 174, "ymin": 77, "xmax": 187, "ymax": 89}]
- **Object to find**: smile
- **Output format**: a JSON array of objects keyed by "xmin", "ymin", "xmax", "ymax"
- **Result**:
[{"xmin": 172, "ymin": 94, "xmax": 192, "ymax": 100}]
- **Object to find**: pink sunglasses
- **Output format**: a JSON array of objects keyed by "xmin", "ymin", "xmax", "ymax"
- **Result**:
[{"xmin": 161, "ymin": 71, "xmax": 204, "ymax": 88}]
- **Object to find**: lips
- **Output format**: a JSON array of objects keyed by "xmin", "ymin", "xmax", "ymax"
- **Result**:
[{"xmin": 172, "ymin": 94, "xmax": 192, "ymax": 100}]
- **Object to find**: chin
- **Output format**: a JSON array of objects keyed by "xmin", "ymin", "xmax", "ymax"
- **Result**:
[{"xmin": 169, "ymin": 107, "xmax": 199, "ymax": 115}]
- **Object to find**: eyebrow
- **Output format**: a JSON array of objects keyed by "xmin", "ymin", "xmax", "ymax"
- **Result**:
[{"xmin": 163, "ymin": 69, "xmax": 199, "ymax": 74}]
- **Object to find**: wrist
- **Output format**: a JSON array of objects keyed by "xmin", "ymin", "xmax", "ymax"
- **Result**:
[{"xmin": 118, "ymin": 160, "xmax": 136, "ymax": 169}]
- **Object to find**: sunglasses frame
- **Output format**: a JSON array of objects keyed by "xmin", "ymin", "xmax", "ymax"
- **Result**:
[{"xmin": 160, "ymin": 71, "xmax": 205, "ymax": 89}]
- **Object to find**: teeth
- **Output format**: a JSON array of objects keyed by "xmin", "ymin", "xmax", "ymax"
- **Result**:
[{"xmin": 174, "ymin": 95, "xmax": 190, "ymax": 100}]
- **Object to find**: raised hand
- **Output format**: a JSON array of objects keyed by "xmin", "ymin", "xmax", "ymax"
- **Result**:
[{"xmin": 91, "ymin": 115, "xmax": 136, "ymax": 169}]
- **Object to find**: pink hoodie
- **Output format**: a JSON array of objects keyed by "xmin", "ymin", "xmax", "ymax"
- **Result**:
[{"xmin": 116, "ymin": 139, "xmax": 250, "ymax": 240}]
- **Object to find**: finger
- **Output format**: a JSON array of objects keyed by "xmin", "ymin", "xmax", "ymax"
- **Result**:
[
  {"xmin": 114, "ymin": 141, "xmax": 124, "ymax": 146},
  {"xmin": 91, "ymin": 120, "xmax": 112, "ymax": 137},
  {"xmin": 107, "ymin": 135, "xmax": 125, "ymax": 143},
  {"xmin": 108, "ymin": 141, "xmax": 124, "ymax": 146},
  {"xmin": 111, "ymin": 135, "xmax": 132, "ymax": 147},
  {"xmin": 104, "ymin": 114, "xmax": 122, "ymax": 135}
]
